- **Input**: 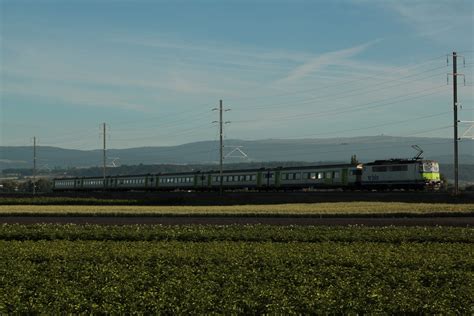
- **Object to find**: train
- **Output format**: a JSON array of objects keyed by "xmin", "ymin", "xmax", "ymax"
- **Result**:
[{"xmin": 53, "ymin": 158, "xmax": 441, "ymax": 192}]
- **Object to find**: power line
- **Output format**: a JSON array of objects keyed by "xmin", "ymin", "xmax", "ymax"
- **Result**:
[
  {"xmin": 269, "ymin": 111, "xmax": 452, "ymax": 140},
  {"xmin": 233, "ymin": 84, "xmax": 449, "ymax": 124},
  {"xmin": 236, "ymin": 66, "xmax": 451, "ymax": 112},
  {"xmin": 230, "ymin": 53, "xmax": 447, "ymax": 103}
]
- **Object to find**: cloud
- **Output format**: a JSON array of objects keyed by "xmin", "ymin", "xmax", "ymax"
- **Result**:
[
  {"xmin": 357, "ymin": 0, "xmax": 473, "ymax": 41},
  {"xmin": 276, "ymin": 40, "xmax": 381, "ymax": 84},
  {"xmin": 113, "ymin": 35, "xmax": 311, "ymax": 64}
]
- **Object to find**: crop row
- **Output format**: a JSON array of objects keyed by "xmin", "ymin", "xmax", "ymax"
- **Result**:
[
  {"xmin": 0, "ymin": 202, "xmax": 473, "ymax": 216},
  {"xmin": 1, "ymin": 224, "xmax": 474, "ymax": 243},
  {"xmin": 1, "ymin": 238, "xmax": 473, "ymax": 314},
  {"xmin": 0, "ymin": 197, "xmax": 135, "ymax": 205}
]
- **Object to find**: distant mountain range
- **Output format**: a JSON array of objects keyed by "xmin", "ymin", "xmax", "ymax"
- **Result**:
[{"xmin": 1, "ymin": 136, "xmax": 473, "ymax": 170}]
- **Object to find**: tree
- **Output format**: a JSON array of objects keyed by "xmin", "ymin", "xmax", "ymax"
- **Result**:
[
  {"xmin": 0, "ymin": 180, "xmax": 19, "ymax": 192},
  {"xmin": 350, "ymin": 155, "xmax": 359, "ymax": 165},
  {"xmin": 17, "ymin": 178, "xmax": 53, "ymax": 193}
]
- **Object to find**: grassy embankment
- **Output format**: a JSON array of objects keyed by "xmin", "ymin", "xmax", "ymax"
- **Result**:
[{"xmin": 0, "ymin": 224, "xmax": 472, "ymax": 314}]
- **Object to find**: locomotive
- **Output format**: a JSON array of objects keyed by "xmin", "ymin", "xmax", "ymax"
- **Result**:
[{"xmin": 53, "ymin": 159, "xmax": 441, "ymax": 191}]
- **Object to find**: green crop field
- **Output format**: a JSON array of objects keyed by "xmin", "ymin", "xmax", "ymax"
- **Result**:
[
  {"xmin": 0, "ymin": 202, "xmax": 473, "ymax": 216},
  {"xmin": 0, "ymin": 224, "xmax": 473, "ymax": 314}
]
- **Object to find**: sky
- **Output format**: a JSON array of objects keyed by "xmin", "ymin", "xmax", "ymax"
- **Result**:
[{"xmin": 1, "ymin": 0, "xmax": 473, "ymax": 150}]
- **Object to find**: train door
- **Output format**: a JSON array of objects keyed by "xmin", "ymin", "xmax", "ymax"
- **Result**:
[
  {"xmin": 257, "ymin": 171, "xmax": 262, "ymax": 188},
  {"xmin": 342, "ymin": 168, "xmax": 348, "ymax": 185},
  {"xmin": 275, "ymin": 170, "xmax": 281, "ymax": 188}
]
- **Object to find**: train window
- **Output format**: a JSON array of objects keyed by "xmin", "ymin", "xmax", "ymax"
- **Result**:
[
  {"xmin": 325, "ymin": 172, "xmax": 332, "ymax": 179},
  {"xmin": 423, "ymin": 162, "xmax": 439, "ymax": 173},
  {"xmin": 390, "ymin": 165, "xmax": 408, "ymax": 172},
  {"xmin": 373, "ymin": 166, "xmax": 387, "ymax": 172},
  {"xmin": 310, "ymin": 173, "xmax": 317, "ymax": 180},
  {"xmin": 295, "ymin": 173, "xmax": 301, "ymax": 180},
  {"xmin": 317, "ymin": 172, "xmax": 324, "ymax": 179},
  {"xmin": 333, "ymin": 171, "xmax": 340, "ymax": 179}
]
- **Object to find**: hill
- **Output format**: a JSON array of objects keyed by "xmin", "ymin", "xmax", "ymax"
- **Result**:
[{"xmin": 1, "ymin": 136, "xmax": 472, "ymax": 170}]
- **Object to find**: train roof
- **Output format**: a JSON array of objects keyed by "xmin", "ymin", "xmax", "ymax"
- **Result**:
[
  {"xmin": 364, "ymin": 159, "xmax": 437, "ymax": 166},
  {"xmin": 53, "ymin": 163, "xmax": 357, "ymax": 180}
]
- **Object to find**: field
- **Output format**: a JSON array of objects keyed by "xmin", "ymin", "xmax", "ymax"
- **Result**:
[
  {"xmin": 0, "ymin": 202, "xmax": 473, "ymax": 217},
  {"xmin": 0, "ymin": 224, "xmax": 473, "ymax": 314}
]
